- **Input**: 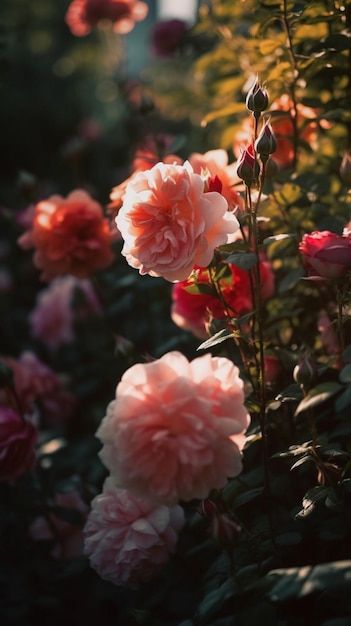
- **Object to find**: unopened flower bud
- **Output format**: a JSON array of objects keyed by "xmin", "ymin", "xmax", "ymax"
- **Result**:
[
  {"xmin": 236, "ymin": 145, "xmax": 260, "ymax": 187},
  {"xmin": 293, "ymin": 355, "xmax": 317, "ymax": 391},
  {"xmin": 339, "ymin": 152, "xmax": 351, "ymax": 187},
  {"xmin": 246, "ymin": 78, "xmax": 269, "ymax": 115},
  {"xmin": 255, "ymin": 119, "xmax": 277, "ymax": 162}
]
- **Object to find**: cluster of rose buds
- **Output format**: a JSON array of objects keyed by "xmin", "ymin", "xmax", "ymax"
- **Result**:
[{"xmin": 237, "ymin": 78, "xmax": 277, "ymax": 186}]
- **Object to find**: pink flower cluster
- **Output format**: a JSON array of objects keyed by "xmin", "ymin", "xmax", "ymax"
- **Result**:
[{"xmin": 84, "ymin": 351, "xmax": 249, "ymax": 586}]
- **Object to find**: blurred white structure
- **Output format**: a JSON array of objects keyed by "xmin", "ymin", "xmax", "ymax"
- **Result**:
[{"xmin": 156, "ymin": 0, "xmax": 198, "ymax": 23}]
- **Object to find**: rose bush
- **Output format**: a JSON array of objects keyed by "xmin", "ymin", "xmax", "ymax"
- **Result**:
[
  {"xmin": 97, "ymin": 351, "xmax": 250, "ymax": 505},
  {"xmin": 115, "ymin": 161, "xmax": 240, "ymax": 282}
]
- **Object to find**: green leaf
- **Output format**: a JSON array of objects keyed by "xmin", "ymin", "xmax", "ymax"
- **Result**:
[
  {"xmin": 273, "ymin": 184, "xmax": 303, "ymax": 206},
  {"xmin": 234, "ymin": 487, "xmax": 264, "ymax": 508},
  {"xmin": 339, "ymin": 364, "xmax": 351, "ymax": 384},
  {"xmin": 197, "ymin": 329, "xmax": 233, "ymax": 351},
  {"xmin": 197, "ymin": 578, "xmax": 235, "ymax": 622},
  {"xmin": 294, "ymin": 382, "xmax": 343, "ymax": 416},
  {"xmin": 266, "ymin": 560, "xmax": 351, "ymax": 602},
  {"xmin": 335, "ymin": 386, "xmax": 351, "ymax": 412},
  {"xmin": 263, "ymin": 233, "xmax": 297, "ymax": 245},
  {"xmin": 225, "ymin": 252, "xmax": 258, "ymax": 270}
]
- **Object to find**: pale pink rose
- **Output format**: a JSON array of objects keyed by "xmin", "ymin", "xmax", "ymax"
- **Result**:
[
  {"xmin": 0, "ymin": 352, "xmax": 75, "ymax": 425},
  {"xmin": 30, "ymin": 276, "xmax": 101, "ymax": 350},
  {"xmin": 29, "ymin": 490, "xmax": 89, "ymax": 559},
  {"xmin": 188, "ymin": 149, "xmax": 243, "ymax": 212},
  {"xmin": 115, "ymin": 161, "xmax": 240, "ymax": 282},
  {"xmin": 84, "ymin": 478, "xmax": 185, "ymax": 587},
  {"xmin": 97, "ymin": 351, "xmax": 250, "ymax": 505},
  {"xmin": 0, "ymin": 407, "xmax": 37, "ymax": 482}
]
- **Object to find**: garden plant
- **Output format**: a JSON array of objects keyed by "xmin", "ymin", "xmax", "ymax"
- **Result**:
[{"xmin": 1, "ymin": 1, "xmax": 351, "ymax": 625}]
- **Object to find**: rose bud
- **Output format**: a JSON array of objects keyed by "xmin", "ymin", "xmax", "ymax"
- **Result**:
[
  {"xmin": 246, "ymin": 78, "xmax": 269, "ymax": 115},
  {"xmin": 255, "ymin": 118, "xmax": 277, "ymax": 162},
  {"xmin": 236, "ymin": 145, "xmax": 260, "ymax": 187}
]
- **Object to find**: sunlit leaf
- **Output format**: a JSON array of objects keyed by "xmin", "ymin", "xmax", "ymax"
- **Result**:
[
  {"xmin": 197, "ymin": 329, "xmax": 233, "ymax": 350},
  {"xmin": 295, "ymin": 382, "xmax": 343, "ymax": 416}
]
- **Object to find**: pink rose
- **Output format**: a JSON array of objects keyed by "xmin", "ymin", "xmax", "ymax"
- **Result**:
[
  {"xmin": 30, "ymin": 276, "xmax": 101, "ymax": 351},
  {"xmin": 84, "ymin": 478, "xmax": 185, "ymax": 587},
  {"xmin": 299, "ymin": 231, "xmax": 351, "ymax": 279},
  {"xmin": 0, "ymin": 407, "xmax": 37, "ymax": 482},
  {"xmin": 97, "ymin": 351, "xmax": 250, "ymax": 505},
  {"xmin": 65, "ymin": 0, "xmax": 148, "ymax": 37},
  {"xmin": 115, "ymin": 161, "xmax": 239, "ymax": 282},
  {"xmin": 1, "ymin": 352, "xmax": 75, "ymax": 426}
]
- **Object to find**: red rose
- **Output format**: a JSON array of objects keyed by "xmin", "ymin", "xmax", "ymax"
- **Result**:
[
  {"xmin": 299, "ymin": 231, "xmax": 351, "ymax": 279},
  {"xmin": 171, "ymin": 259, "xmax": 275, "ymax": 337},
  {"xmin": 0, "ymin": 407, "xmax": 37, "ymax": 482}
]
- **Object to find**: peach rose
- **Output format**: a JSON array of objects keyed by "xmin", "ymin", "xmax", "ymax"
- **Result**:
[
  {"xmin": 116, "ymin": 161, "xmax": 240, "ymax": 282},
  {"xmin": 84, "ymin": 478, "xmax": 185, "ymax": 587},
  {"xmin": 18, "ymin": 190, "xmax": 114, "ymax": 281},
  {"xmin": 65, "ymin": 0, "xmax": 148, "ymax": 36},
  {"xmin": 0, "ymin": 407, "xmax": 37, "ymax": 482},
  {"xmin": 97, "ymin": 351, "xmax": 250, "ymax": 504},
  {"xmin": 299, "ymin": 231, "xmax": 351, "ymax": 279}
]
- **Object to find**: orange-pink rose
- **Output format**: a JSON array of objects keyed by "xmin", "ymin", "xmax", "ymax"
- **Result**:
[
  {"xmin": 65, "ymin": 0, "xmax": 148, "ymax": 36},
  {"xmin": 18, "ymin": 190, "xmax": 115, "ymax": 281},
  {"xmin": 84, "ymin": 478, "xmax": 185, "ymax": 587},
  {"xmin": 115, "ymin": 161, "xmax": 240, "ymax": 282},
  {"xmin": 97, "ymin": 351, "xmax": 250, "ymax": 505}
]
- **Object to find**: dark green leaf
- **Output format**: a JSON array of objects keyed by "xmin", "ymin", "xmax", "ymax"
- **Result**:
[{"xmin": 225, "ymin": 252, "xmax": 258, "ymax": 270}]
